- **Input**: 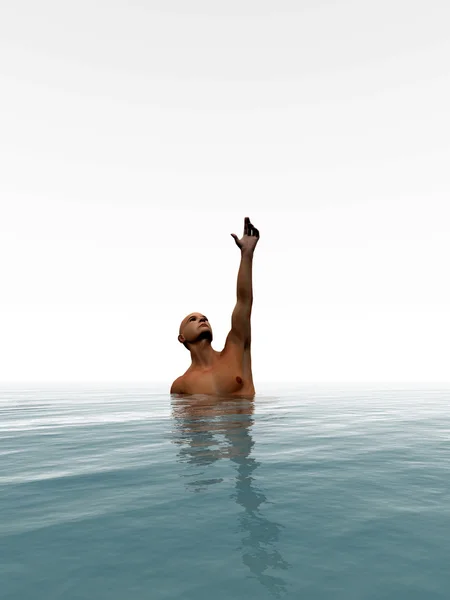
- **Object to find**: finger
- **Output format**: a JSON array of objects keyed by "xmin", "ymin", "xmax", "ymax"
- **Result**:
[
  {"xmin": 253, "ymin": 227, "xmax": 259, "ymax": 238},
  {"xmin": 244, "ymin": 216, "xmax": 250, "ymax": 236},
  {"xmin": 231, "ymin": 233, "xmax": 240, "ymax": 246}
]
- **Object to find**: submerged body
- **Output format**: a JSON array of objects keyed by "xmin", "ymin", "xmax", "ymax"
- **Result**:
[{"xmin": 171, "ymin": 217, "xmax": 259, "ymax": 398}]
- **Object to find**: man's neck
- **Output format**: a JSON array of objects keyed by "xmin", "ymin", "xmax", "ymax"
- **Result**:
[{"xmin": 189, "ymin": 340, "xmax": 216, "ymax": 369}]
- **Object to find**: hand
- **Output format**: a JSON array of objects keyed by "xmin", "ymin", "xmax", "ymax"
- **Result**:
[{"xmin": 231, "ymin": 217, "xmax": 260, "ymax": 254}]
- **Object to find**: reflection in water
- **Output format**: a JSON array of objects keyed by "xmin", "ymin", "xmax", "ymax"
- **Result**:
[{"xmin": 171, "ymin": 395, "xmax": 290, "ymax": 598}]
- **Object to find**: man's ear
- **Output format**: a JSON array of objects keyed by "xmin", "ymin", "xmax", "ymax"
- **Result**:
[{"xmin": 178, "ymin": 334, "xmax": 185, "ymax": 344}]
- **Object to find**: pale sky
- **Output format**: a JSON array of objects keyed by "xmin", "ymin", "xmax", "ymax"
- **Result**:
[{"xmin": 1, "ymin": 0, "xmax": 449, "ymax": 384}]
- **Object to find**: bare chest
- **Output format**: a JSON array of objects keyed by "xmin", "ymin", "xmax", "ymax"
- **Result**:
[{"xmin": 184, "ymin": 361, "xmax": 249, "ymax": 396}]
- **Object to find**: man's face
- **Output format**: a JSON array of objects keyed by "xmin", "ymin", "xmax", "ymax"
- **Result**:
[{"xmin": 179, "ymin": 312, "xmax": 213, "ymax": 345}]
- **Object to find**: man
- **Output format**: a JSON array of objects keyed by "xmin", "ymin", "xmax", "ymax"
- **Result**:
[{"xmin": 170, "ymin": 217, "xmax": 259, "ymax": 397}]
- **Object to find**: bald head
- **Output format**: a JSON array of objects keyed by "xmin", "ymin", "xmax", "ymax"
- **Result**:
[{"xmin": 178, "ymin": 312, "xmax": 213, "ymax": 349}]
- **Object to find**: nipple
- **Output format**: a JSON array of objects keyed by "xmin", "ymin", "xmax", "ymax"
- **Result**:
[{"xmin": 236, "ymin": 376, "xmax": 243, "ymax": 385}]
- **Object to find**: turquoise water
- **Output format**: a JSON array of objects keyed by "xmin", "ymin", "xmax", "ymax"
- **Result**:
[{"xmin": 1, "ymin": 385, "xmax": 449, "ymax": 599}]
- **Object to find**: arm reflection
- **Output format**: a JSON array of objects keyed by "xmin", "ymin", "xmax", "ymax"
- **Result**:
[{"xmin": 171, "ymin": 395, "xmax": 290, "ymax": 598}]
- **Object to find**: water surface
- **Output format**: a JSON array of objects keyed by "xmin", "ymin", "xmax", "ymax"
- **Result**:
[{"xmin": 1, "ymin": 384, "xmax": 449, "ymax": 599}]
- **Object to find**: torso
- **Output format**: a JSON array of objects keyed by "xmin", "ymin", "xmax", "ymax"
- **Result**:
[{"xmin": 177, "ymin": 344, "xmax": 255, "ymax": 397}]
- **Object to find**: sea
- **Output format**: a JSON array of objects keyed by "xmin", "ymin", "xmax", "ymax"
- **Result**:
[{"xmin": 1, "ymin": 384, "xmax": 449, "ymax": 599}]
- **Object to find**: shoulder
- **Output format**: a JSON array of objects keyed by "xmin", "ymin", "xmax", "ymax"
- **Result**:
[{"xmin": 170, "ymin": 376, "xmax": 187, "ymax": 394}]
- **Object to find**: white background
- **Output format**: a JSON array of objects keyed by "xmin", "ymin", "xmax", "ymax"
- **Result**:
[{"xmin": 1, "ymin": 1, "xmax": 449, "ymax": 384}]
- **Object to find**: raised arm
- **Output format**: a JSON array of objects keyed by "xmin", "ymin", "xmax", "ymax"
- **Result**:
[{"xmin": 225, "ymin": 217, "xmax": 260, "ymax": 349}]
